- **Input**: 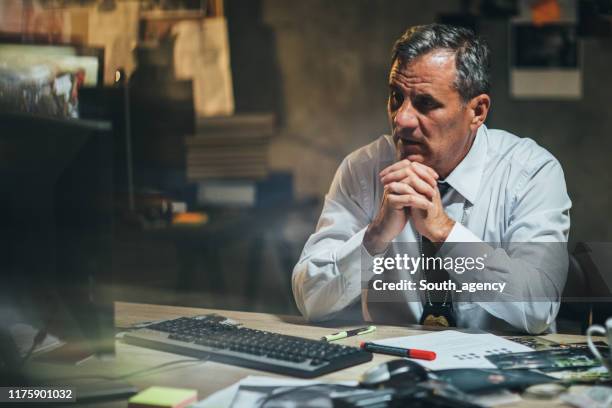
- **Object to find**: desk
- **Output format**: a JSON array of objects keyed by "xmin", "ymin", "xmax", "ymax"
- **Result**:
[{"xmin": 28, "ymin": 302, "xmax": 597, "ymax": 407}]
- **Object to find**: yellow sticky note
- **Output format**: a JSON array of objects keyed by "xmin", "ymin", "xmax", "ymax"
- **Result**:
[{"xmin": 128, "ymin": 386, "xmax": 197, "ymax": 408}]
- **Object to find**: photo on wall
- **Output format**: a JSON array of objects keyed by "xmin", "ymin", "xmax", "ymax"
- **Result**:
[
  {"xmin": 509, "ymin": 0, "xmax": 582, "ymax": 99},
  {"xmin": 509, "ymin": 22, "xmax": 582, "ymax": 99}
]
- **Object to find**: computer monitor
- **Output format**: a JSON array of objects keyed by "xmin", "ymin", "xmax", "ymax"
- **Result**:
[
  {"xmin": 0, "ymin": 112, "xmax": 114, "ymax": 384},
  {"xmin": 0, "ymin": 37, "xmax": 104, "ymax": 87}
]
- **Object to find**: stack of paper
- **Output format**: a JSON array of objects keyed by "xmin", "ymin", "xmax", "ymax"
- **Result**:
[
  {"xmin": 373, "ymin": 330, "xmax": 533, "ymax": 370},
  {"xmin": 186, "ymin": 114, "xmax": 274, "ymax": 182}
]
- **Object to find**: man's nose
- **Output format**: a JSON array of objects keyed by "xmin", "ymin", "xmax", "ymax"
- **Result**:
[{"xmin": 394, "ymin": 101, "xmax": 419, "ymax": 129}]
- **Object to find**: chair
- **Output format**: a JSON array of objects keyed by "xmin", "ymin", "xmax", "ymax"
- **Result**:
[
  {"xmin": 574, "ymin": 243, "xmax": 612, "ymax": 329},
  {"xmin": 558, "ymin": 247, "xmax": 591, "ymax": 333}
]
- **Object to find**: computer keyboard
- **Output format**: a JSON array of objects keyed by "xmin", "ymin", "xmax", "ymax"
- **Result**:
[{"xmin": 123, "ymin": 315, "xmax": 373, "ymax": 378}]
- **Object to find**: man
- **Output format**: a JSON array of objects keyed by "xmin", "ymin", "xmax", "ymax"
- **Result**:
[{"xmin": 292, "ymin": 24, "xmax": 571, "ymax": 334}]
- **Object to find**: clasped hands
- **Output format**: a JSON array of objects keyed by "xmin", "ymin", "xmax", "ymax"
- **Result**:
[{"xmin": 363, "ymin": 159, "xmax": 455, "ymax": 255}]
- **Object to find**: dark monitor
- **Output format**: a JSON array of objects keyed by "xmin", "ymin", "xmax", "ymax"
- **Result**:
[{"xmin": 0, "ymin": 112, "xmax": 114, "ymax": 384}]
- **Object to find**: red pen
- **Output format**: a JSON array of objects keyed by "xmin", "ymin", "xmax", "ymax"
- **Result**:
[{"xmin": 360, "ymin": 342, "xmax": 436, "ymax": 361}]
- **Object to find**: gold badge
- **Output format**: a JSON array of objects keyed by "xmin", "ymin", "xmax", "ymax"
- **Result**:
[{"xmin": 422, "ymin": 314, "xmax": 450, "ymax": 327}]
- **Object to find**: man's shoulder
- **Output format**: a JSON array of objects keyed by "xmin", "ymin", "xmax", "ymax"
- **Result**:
[
  {"xmin": 342, "ymin": 134, "xmax": 395, "ymax": 172},
  {"xmin": 328, "ymin": 135, "xmax": 393, "ymax": 212},
  {"xmin": 486, "ymin": 127, "xmax": 561, "ymax": 172}
]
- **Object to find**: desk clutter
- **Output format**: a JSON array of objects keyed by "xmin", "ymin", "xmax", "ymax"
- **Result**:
[
  {"xmin": 118, "ymin": 313, "xmax": 612, "ymax": 407},
  {"xmin": 191, "ymin": 374, "xmax": 612, "ymax": 408},
  {"xmin": 370, "ymin": 330, "xmax": 533, "ymax": 370},
  {"xmin": 191, "ymin": 365, "xmax": 612, "ymax": 407}
]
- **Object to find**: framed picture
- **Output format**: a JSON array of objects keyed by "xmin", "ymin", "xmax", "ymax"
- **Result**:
[
  {"xmin": 508, "ymin": 0, "xmax": 581, "ymax": 100},
  {"xmin": 509, "ymin": 22, "xmax": 582, "ymax": 99}
]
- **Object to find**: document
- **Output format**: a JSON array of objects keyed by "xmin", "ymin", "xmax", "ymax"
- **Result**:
[
  {"xmin": 373, "ymin": 330, "xmax": 533, "ymax": 370},
  {"xmin": 193, "ymin": 376, "xmax": 358, "ymax": 408},
  {"xmin": 9, "ymin": 323, "xmax": 63, "ymax": 357}
]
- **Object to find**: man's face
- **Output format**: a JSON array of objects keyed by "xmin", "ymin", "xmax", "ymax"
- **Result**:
[{"xmin": 388, "ymin": 50, "xmax": 475, "ymax": 178}]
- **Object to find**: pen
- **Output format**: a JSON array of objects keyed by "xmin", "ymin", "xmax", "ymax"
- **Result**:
[
  {"xmin": 322, "ymin": 326, "xmax": 377, "ymax": 342},
  {"xmin": 360, "ymin": 342, "xmax": 436, "ymax": 361}
]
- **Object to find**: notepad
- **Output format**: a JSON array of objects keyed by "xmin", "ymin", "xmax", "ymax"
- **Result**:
[
  {"xmin": 128, "ymin": 386, "xmax": 197, "ymax": 408},
  {"xmin": 373, "ymin": 330, "xmax": 533, "ymax": 370}
]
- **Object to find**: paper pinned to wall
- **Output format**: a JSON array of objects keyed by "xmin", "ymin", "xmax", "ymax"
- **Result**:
[
  {"xmin": 196, "ymin": 17, "xmax": 235, "ymax": 117},
  {"xmin": 173, "ymin": 20, "xmax": 200, "ymax": 80},
  {"xmin": 88, "ymin": 2, "xmax": 139, "ymax": 85},
  {"xmin": 373, "ymin": 330, "xmax": 533, "ymax": 370},
  {"xmin": 173, "ymin": 17, "xmax": 235, "ymax": 117}
]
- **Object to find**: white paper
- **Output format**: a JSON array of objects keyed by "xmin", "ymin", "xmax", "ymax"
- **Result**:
[
  {"xmin": 561, "ymin": 385, "xmax": 612, "ymax": 408},
  {"xmin": 373, "ymin": 330, "xmax": 533, "ymax": 370},
  {"xmin": 88, "ymin": 2, "xmax": 139, "ymax": 85},
  {"xmin": 191, "ymin": 376, "xmax": 357, "ymax": 408},
  {"xmin": 195, "ymin": 17, "xmax": 235, "ymax": 117},
  {"xmin": 9, "ymin": 323, "xmax": 63, "ymax": 357},
  {"xmin": 473, "ymin": 390, "xmax": 522, "ymax": 407},
  {"xmin": 173, "ymin": 21, "xmax": 201, "ymax": 80},
  {"xmin": 190, "ymin": 382, "xmax": 239, "ymax": 408}
]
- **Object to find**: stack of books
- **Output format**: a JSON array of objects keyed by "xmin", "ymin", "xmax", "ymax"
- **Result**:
[
  {"xmin": 185, "ymin": 113, "xmax": 274, "ymax": 181},
  {"xmin": 185, "ymin": 113, "xmax": 275, "ymax": 206}
]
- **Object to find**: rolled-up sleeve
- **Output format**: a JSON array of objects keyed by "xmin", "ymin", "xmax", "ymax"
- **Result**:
[
  {"xmin": 440, "ymin": 159, "xmax": 571, "ymax": 334},
  {"xmin": 292, "ymin": 157, "xmax": 377, "ymax": 322}
]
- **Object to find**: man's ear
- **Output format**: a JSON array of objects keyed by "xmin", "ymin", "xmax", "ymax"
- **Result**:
[{"xmin": 468, "ymin": 94, "xmax": 491, "ymax": 131}]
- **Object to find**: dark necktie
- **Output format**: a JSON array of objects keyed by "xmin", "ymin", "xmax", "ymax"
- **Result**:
[
  {"xmin": 423, "ymin": 181, "xmax": 450, "ymax": 302},
  {"xmin": 364, "ymin": 182, "xmax": 455, "ymax": 325},
  {"xmin": 419, "ymin": 181, "xmax": 456, "ymax": 327}
]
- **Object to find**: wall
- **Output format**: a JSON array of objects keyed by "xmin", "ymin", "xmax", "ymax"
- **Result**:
[
  {"xmin": 227, "ymin": 0, "xmax": 612, "ymax": 242},
  {"xmin": 481, "ymin": 20, "xmax": 612, "ymax": 242},
  {"xmin": 227, "ymin": 0, "xmax": 459, "ymax": 197}
]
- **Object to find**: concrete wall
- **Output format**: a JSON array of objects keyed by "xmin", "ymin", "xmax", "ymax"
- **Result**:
[
  {"xmin": 227, "ymin": 0, "xmax": 612, "ymax": 242},
  {"xmin": 227, "ymin": 0, "xmax": 459, "ymax": 197},
  {"xmin": 481, "ymin": 21, "xmax": 612, "ymax": 242}
]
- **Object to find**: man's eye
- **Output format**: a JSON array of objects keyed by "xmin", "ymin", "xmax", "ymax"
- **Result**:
[
  {"xmin": 413, "ymin": 96, "xmax": 440, "ymax": 112},
  {"xmin": 389, "ymin": 91, "xmax": 403, "ymax": 108}
]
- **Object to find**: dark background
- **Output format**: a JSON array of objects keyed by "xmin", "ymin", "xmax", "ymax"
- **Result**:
[
  {"xmin": 2, "ymin": 0, "xmax": 611, "ymax": 331},
  {"xmin": 226, "ymin": 0, "xmax": 612, "ymax": 244}
]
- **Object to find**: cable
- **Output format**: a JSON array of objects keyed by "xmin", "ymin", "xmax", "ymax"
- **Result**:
[
  {"xmin": 258, "ymin": 384, "xmax": 358, "ymax": 407},
  {"xmin": 50, "ymin": 356, "xmax": 209, "ymax": 383}
]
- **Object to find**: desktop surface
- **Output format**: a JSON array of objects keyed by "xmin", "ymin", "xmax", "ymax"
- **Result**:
[{"xmin": 23, "ymin": 302, "xmax": 599, "ymax": 407}]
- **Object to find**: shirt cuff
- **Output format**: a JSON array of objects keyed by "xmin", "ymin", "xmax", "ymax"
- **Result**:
[
  {"xmin": 438, "ymin": 223, "xmax": 491, "ymax": 282},
  {"xmin": 444, "ymin": 222, "xmax": 482, "ymax": 244},
  {"xmin": 335, "ymin": 227, "xmax": 378, "ymax": 301}
]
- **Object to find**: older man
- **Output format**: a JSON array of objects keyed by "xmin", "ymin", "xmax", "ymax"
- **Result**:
[{"xmin": 292, "ymin": 24, "xmax": 571, "ymax": 334}]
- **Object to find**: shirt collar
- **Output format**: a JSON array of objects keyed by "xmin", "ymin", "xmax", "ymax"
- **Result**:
[{"xmin": 441, "ymin": 125, "xmax": 488, "ymax": 205}]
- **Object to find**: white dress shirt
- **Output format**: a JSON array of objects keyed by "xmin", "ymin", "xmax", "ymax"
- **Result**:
[{"xmin": 292, "ymin": 125, "xmax": 572, "ymax": 334}]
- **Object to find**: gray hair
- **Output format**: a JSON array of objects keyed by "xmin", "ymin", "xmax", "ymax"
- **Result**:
[{"xmin": 391, "ymin": 24, "xmax": 490, "ymax": 102}]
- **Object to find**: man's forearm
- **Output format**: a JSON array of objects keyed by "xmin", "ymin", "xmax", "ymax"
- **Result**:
[
  {"xmin": 294, "ymin": 226, "xmax": 376, "ymax": 321},
  {"xmin": 363, "ymin": 223, "xmax": 390, "ymax": 255}
]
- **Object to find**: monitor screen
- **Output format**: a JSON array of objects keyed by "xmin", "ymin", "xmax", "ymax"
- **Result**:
[{"xmin": 0, "ymin": 42, "xmax": 103, "ymax": 87}]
